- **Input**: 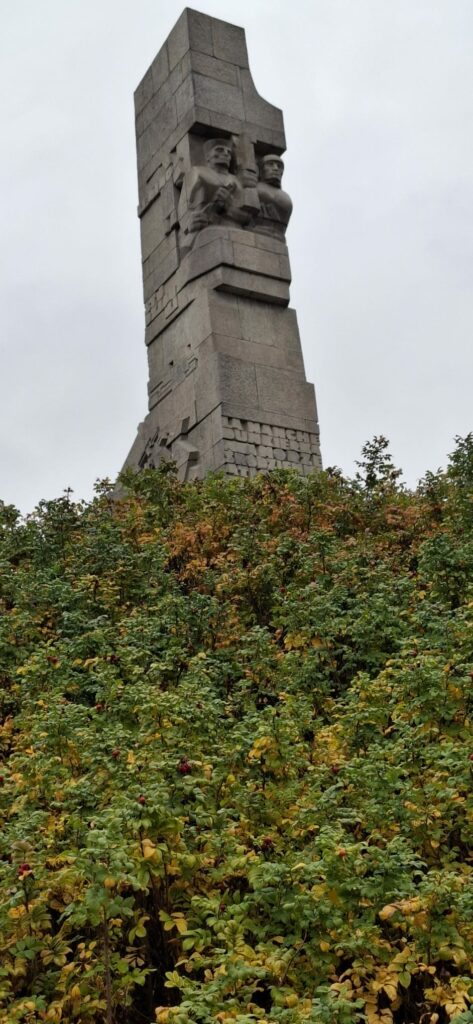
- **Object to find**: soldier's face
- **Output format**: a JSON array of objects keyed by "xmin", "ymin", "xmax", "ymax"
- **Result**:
[
  {"xmin": 263, "ymin": 158, "xmax": 284, "ymax": 187},
  {"xmin": 209, "ymin": 144, "xmax": 232, "ymax": 170}
]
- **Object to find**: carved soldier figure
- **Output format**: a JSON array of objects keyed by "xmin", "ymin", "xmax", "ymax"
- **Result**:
[
  {"xmin": 179, "ymin": 138, "xmax": 250, "ymax": 242},
  {"xmin": 255, "ymin": 154, "xmax": 293, "ymax": 240}
]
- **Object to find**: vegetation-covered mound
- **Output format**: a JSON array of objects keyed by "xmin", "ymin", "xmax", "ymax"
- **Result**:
[{"xmin": 1, "ymin": 438, "xmax": 473, "ymax": 1024}]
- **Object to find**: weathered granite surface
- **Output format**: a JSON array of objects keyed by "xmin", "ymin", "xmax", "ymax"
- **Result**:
[{"xmin": 122, "ymin": 8, "xmax": 322, "ymax": 480}]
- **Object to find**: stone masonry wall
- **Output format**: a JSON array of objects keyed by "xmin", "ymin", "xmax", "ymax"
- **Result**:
[{"xmin": 222, "ymin": 417, "xmax": 321, "ymax": 477}]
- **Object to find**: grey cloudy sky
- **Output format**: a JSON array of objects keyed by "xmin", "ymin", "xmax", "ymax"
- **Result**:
[{"xmin": 1, "ymin": 0, "xmax": 472, "ymax": 511}]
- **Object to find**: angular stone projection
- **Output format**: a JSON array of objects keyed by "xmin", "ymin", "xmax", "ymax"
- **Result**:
[{"xmin": 122, "ymin": 8, "xmax": 322, "ymax": 480}]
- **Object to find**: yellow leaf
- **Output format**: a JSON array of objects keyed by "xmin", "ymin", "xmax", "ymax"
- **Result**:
[
  {"xmin": 142, "ymin": 839, "xmax": 157, "ymax": 860},
  {"xmin": 8, "ymin": 905, "xmax": 26, "ymax": 919},
  {"xmin": 248, "ymin": 735, "xmax": 274, "ymax": 760},
  {"xmin": 284, "ymin": 633, "xmax": 302, "ymax": 650},
  {"xmin": 379, "ymin": 904, "xmax": 398, "ymax": 921},
  {"xmin": 399, "ymin": 899, "xmax": 421, "ymax": 915}
]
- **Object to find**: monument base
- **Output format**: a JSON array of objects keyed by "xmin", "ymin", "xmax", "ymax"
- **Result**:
[{"xmin": 123, "ymin": 277, "xmax": 321, "ymax": 481}]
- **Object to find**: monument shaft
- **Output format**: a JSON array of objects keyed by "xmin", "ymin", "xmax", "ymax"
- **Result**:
[{"xmin": 123, "ymin": 8, "xmax": 322, "ymax": 480}]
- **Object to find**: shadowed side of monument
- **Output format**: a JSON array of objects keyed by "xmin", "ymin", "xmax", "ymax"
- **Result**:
[{"xmin": 122, "ymin": 8, "xmax": 322, "ymax": 481}]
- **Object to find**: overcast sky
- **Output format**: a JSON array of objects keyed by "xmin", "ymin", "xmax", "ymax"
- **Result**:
[{"xmin": 1, "ymin": 0, "xmax": 472, "ymax": 512}]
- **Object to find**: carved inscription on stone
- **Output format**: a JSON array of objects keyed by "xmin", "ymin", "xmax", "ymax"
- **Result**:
[
  {"xmin": 148, "ymin": 355, "xmax": 198, "ymax": 409},
  {"xmin": 222, "ymin": 417, "xmax": 321, "ymax": 477}
]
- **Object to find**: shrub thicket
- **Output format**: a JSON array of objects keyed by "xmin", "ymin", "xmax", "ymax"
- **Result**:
[{"xmin": 1, "ymin": 438, "xmax": 472, "ymax": 1024}]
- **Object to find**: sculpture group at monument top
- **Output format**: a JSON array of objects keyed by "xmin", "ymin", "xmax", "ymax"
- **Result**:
[
  {"xmin": 123, "ymin": 8, "xmax": 322, "ymax": 481},
  {"xmin": 179, "ymin": 139, "xmax": 292, "ymax": 244}
]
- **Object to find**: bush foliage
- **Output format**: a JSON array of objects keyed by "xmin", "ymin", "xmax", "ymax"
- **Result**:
[{"xmin": 1, "ymin": 437, "xmax": 473, "ymax": 1024}]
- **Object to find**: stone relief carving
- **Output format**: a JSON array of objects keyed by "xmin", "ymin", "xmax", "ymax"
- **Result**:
[
  {"xmin": 138, "ymin": 432, "xmax": 161, "ymax": 469},
  {"xmin": 232, "ymin": 132, "xmax": 260, "ymax": 217},
  {"xmin": 222, "ymin": 417, "xmax": 321, "ymax": 476},
  {"xmin": 138, "ymin": 430, "xmax": 199, "ymax": 482},
  {"xmin": 178, "ymin": 138, "xmax": 250, "ymax": 247},
  {"xmin": 254, "ymin": 155, "xmax": 292, "ymax": 240},
  {"xmin": 137, "ymin": 416, "xmax": 320, "ymax": 481},
  {"xmin": 177, "ymin": 136, "xmax": 292, "ymax": 252}
]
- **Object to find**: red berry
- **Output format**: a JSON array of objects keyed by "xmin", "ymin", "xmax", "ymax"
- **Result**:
[
  {"xmin": 469, "ymin": 753, "xmax": 473, "ymax": 762},
  {"xmin": 95, "ymin": 702, "xmax": 104, "ymax": 712},
  {"xmin": 219, "ymin": 902, "xmax": 226, "ymax": 912},
  {"xmin": 137, "ymin": 795, "xmax": 146, "ymax": 805},
  {"xmin": 331, "ymin": 764, "xmax": 340, "ymax": 775},
  {"xmin": 262, "ymin": 836, "xmax": 274, "ymax": 852},
  {"xmin": 178, "ymin": 759, "xmax": 192, "ymax": 775},
  {"xmin": 337, "ymin": 848, "xmax": 347, "ymax": 858},
  {"xmin": 0, "ymin": 776, "xmax": 4, "ymax": 784},
  {"xmin": 111, "ymin": 748, "xmax": 120, "ymax": 759}
]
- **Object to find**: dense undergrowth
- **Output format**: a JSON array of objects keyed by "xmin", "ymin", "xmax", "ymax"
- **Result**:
[{"xmin": 1, "ymin": 437, "xmax": 473, "ymax": 1024}]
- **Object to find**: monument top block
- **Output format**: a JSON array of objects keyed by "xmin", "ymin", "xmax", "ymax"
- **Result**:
[{"xmin": 134, "ymin": 9, "xmax": 286, "ymax": 209}]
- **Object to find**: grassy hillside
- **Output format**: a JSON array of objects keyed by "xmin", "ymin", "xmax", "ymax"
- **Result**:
[{"xmin": 1, "ymin": 438, "xmax": 472, "ymax": 1024}]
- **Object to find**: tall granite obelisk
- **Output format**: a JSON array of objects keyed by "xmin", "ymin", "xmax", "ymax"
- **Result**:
[{"xmin": 122, "ymin": 8, "xmax": 322, "ymax": 480}]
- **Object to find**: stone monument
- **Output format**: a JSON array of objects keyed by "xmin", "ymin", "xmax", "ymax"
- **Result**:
[{"xmin": 122, "ymin": 8, "xmax": 322, "ymax": 480}]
